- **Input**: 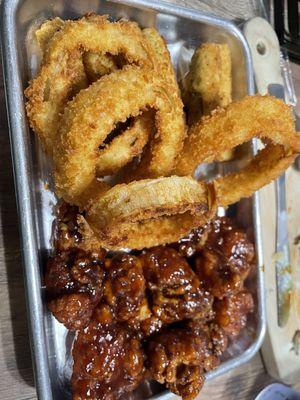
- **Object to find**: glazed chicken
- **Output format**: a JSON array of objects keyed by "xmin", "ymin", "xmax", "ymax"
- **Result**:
[
  {"xmin": 141, "ymin": 247, "xmax": 214, "ymax": 323},
  {"xmin": 102, "ymin": 254, "xmax": 147, "ymax": 321},
  {"xmin": 45, "ymin": 249, "xmax": 106, "ymax": 330},
  {"xmin": 194, "ymin": 217, "xmax": 255, "ymax": 299},
  {"xmin": 46, "ymin": 207, "xmax": 255, "ymax": 400},
  {"xmin": 146, "ymin": 324, "xmax": 219, "ymax": 400},
  {"xmin": 174, "ymin": 223, "xmax": 211, "ymax": 258},
  {"xmin": 187, "ymin": 320, "xmax": 229, "ymax": 357},
  {"xmin": 53, "ymin": 202, "xmax": 83, "ymax": 251},
  {"xmin": 95, "ymin": 248, "xmax": 214, "ymax": 338},
  {"xmin": 214, "ymin": 289, "xmax": 254, "ymax": 337},
  {"xmin": 72, "ymin": 319, "xmax": 145, "ymax": 400},
  {"xmin": 96, "ymin": 254, "xmax": 159, "ymax": 337}
]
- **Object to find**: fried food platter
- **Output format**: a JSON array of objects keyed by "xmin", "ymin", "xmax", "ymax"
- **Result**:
[{"xmin": 0, "ymin": 0, "xmax": 274, "ymax": 399}]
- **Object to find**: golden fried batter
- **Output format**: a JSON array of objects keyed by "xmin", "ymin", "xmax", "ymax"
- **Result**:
[
  {"xmin": 54, "ymin": 66, "xmax": 185, "ymax": 204},
  {"xmin": 25, "ymin": 15, "xmax": 153, "ymax": 154},
  {"xmin": 84, "ymin": 176, "xmax": 215, "ymax": 250},
  {"xmin": 214, "ymin": 142, "xmax": 296, "ymax": 206},
  {"xmin": 185, "ymin": 43, "xmax": 232, "ymax": 123},
  {"xmin": 175, "ymin": 95, "xmax": 299, "ymax": 176}
]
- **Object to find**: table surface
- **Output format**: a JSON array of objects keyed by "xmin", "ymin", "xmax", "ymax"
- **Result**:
[{"xmin": 0, "ymin": 1, "xmax": 300, "ymax": 399}]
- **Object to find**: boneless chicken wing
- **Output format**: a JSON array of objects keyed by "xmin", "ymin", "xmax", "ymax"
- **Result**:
[
  {"xmin": 96, "ymin": 254, "xmax": 157, "ymax": 336},
  {"xmin": 214, "ymin": 289, "xmax": 254, "ymax": 337},
  {"xmin": 72, "ymin": 319, "xmax": 145, "ymax": 400},
  {"xmin": 194, "ymin": 217, "xmax": 255, "ymax": 299},
  {"xmin": 141, "ymin": 247, "xmax": 213, "ymax": 323},
  {"xmin": 45, "ymin": 249, "xmax": 105, "ymax": 330},
  {"xmin": 146, "ymin": 325, "xmax": 218, "ymax": 400}
]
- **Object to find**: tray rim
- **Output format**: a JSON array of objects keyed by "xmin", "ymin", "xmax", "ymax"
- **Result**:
[{"xmin": 0, "ymin": 0, "xmax": 266, "ymax": 399}]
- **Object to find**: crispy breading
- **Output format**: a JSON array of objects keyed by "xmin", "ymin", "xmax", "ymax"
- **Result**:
[
  {"xmin": 214, "ymin": 143, "xmax": 296, "ymax": 206},
  {"xmin": 36, "ymin": 16, "xmax": 119, "ymax": 84},
  {"xmin": 35, "ymin": 17, "xmax": 65, "ymax": 52},
  {"xmin": 94, "ymin": 28, "xmax": 185, "ymax": 179},
  {"xmin": 184, "ymin": 43, "xmax": 232, "ymax": 161},
  {"xmin": 184, "ymin": 43, "xmax": 233, "ymax": 161},
  {"xmin": 118, "ymin": 27, "xmax": 187, "ymax": 181},
  {"xmin": 83, "ymin": 176, "xmax": 216, "ymax": 250},
  {"xmin": 96, "ymin": 111, "xmax": 154, "ymax": 176},
  {"xmin": 175, "ymin": 95, "xmax": 300, "ymax": 176},
  {"xmin": 186, "ymin": 43, "xmax": 232, "ymax": 123},
  {"xmin": 83, "ymin": 52, "xmax": 118, "ymax": 81},
  {"xmin": 25, "ymin": 15, "xmax": 153, "ymax": 154},
  {"xmin": 27, "ymin": 17, "xmax": 185, "ymax": 193},
  {"xmin": 54, "ymin": 66, "xmax": 185, "ymax": 204}
]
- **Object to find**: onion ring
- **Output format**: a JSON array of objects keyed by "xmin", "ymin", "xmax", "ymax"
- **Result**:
[
  {"xmin": 184, "ymin": 43, "xmax": 232, "ymax": 124},
  {"xmin": 35, "ymin": 17, "xmax": 65, "ymax": 53},
  {"xmin": 54, "ymin": 65, "xmax": 185, "ymax": 204},
  {"xmin": 174, "ymin": 95, "xmax": 300, "ymax": 174},
  {"xmin": 83, "ymin": 176, "xmax": 216, "ymax": 250},
  {"xmin": 35, "ymin": 16, "xmax": 119, "ymax": 82},
  {"xmin": 32, "ymin": 16, "xmax": 154, "ymax": 177},
  {"xmin": 214, "ymin": 143, "xmax": 296, "ymax": 206},
  {"xmin": 74, "ymin": 178, "xmax": 111, "ymax": 209},
  {"xmin": 94, "ymin": 28, "xmax": 184, "ymax": 178},
  {"xmin": 25, "ymin": 15, "xmax": 153, "ymax": 154},
  {"xmin": 184, "ymin": 43, "xmax": 233, "ymax": 161},
  {"xmin": 117, "ymin": 27, "xmax": 186, "ymax": 181},
  {"xmin": 96, "ymin": 110, "xmax": 154, "ymax": 176}
]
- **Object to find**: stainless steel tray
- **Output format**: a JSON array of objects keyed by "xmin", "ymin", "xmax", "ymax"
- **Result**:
[{"xmin": 1, "ymin": 0, "xmax": 266, "ymax": 399}]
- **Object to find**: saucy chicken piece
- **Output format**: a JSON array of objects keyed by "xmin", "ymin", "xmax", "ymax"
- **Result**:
[
  {"xmin": 187, "ymin": 320, "xmax": 228, "ymax": 357},
  {"xmin": 208, "ymin": 323, "xmax": 229, "ymax": 356},
  {"xmin": 214, "ymin": 289, "xmax": 254, "ymax": 337},
  {"xmin": 194, "ymin": 217, "xmax": 255, "ymax": 299},
  {"xmin": 97, "ymin": 247, "xmax": 214, "ymax": 338},
  {"xmin": 90, "ymin": 253, "xmax": 162, "ymax": 338},
  {"xmin": 147, "ymin": 326, "xmax": 218, "ymax": 400},
  {"xmin": 48, "ymin": 293, "xmax": 97, "ymax": 331},
  {"xmin": 72, "ymin": 319, "xmax": 145, "ymax": 400},
  {"xmin": 96, "ymin": 254, "xmax": 160, "ymax": 337},
  {"xmin": 102, "ymin": 254, "xmax": 148, "ymax": 322},
  {"xmin": 141, "ymin": 247, "xmax": 213, "ymax": 324},
  {"xmin": 45, "ymin": 249, "xmax": 105, "ymax": 329},
  {"xmin": 173, "ymin": 223, "xmax": 211, "ymax": 257}
]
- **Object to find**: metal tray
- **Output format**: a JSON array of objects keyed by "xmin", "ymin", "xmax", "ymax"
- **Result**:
[{"xmin": 1, "ymin": 0, "xmax": 266, "ymax": 399}]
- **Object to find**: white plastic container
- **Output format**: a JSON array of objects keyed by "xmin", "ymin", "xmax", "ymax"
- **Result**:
[{"xmin": 255, "ymin": 384, "xmax": 300, "ymax": 400}]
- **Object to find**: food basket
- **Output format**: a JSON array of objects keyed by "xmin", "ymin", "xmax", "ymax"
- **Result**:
[{"xmin": 0, "ymin": 0, "xmax": 266, "ymax": 399}]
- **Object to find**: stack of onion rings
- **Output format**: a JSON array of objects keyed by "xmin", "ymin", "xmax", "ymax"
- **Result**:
[
  {"xmin": 54, "ymin": 65, "xmax": 185, "ymax": 204},
  {"xmin": 26, "ymin": 15, "xmax": 185, "ymax": 207},
  {"xmin": 81, "ymin": 95, "xmax": 299, "ymax": 250},
  {"xmin": 25, "ymin": 15, "xmax": 156, "ymax": 155},
  {"xmin": 25, "ymin": 14, "xmax": 300, "ymax": 251}
]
